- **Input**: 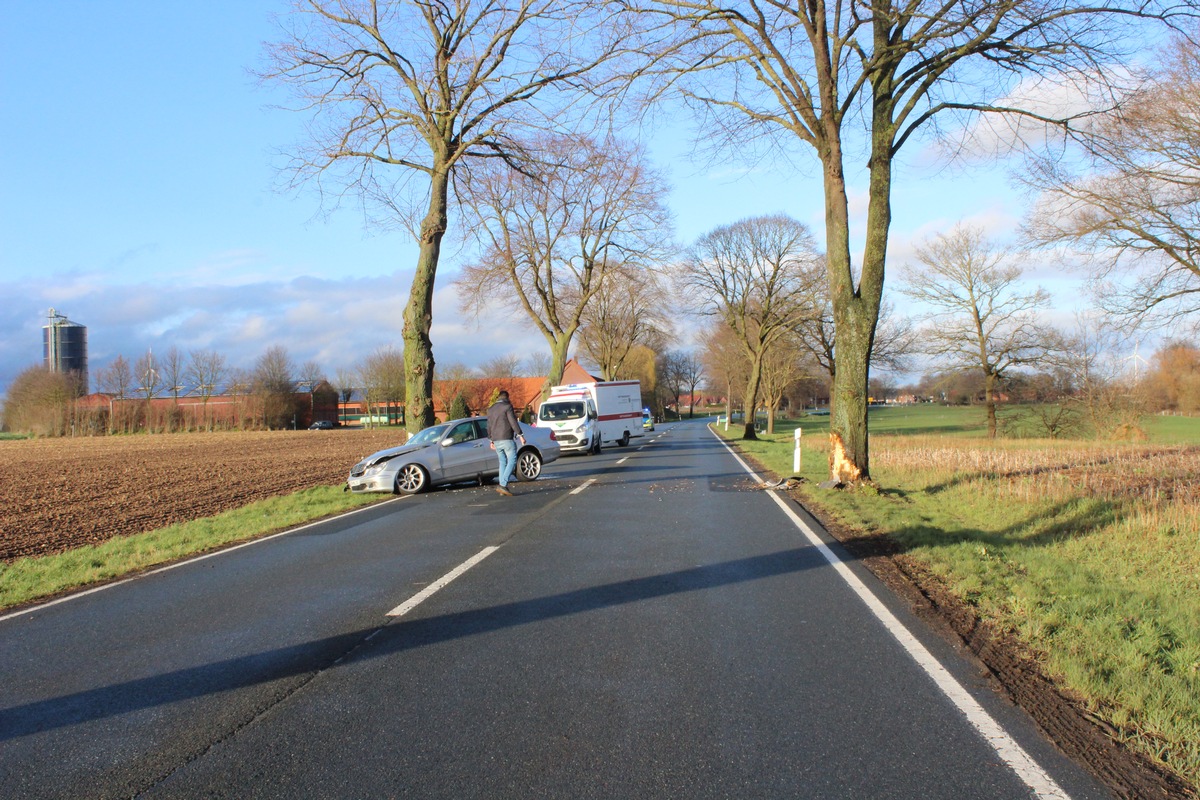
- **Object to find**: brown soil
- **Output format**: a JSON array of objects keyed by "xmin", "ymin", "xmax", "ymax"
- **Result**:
[
  {"xmin": 787, "ymin": 489, "xmax": 1197, "ymax": 800},
  {"xmin": 0, "ymin": 429, "xmax": 404, "ymax": 562}
]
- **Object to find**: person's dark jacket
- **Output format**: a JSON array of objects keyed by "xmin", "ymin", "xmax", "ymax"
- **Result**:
[{"xmin": 487, "ymin": 399, "xmax": 523, "ymax": 442}]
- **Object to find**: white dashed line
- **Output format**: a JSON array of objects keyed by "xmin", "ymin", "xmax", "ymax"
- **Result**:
[
  {"xmin": 387, "ymin": 546, "xmax": 499, "ymax": 618},
  {"xmin": 570, "ymin": 478, "xmax": 597, "ymax": 495}
]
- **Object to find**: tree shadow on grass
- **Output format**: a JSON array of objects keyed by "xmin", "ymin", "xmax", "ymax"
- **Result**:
[{"xmin": 831, "ymin": 497, "xmax": 1123, "ymax": 561}]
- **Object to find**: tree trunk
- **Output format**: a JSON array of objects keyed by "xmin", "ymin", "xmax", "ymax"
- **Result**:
[
  {"xmin": 823, "ymin": 145, "xmax": 866, "ymax": 481},
  {"xmin": 823, "ymin": 134, "xmax": 889, "ymax": 482},
  {"xmin": 540, "ymin": 330, "xmax": 575, "ymax": 399},
  {"xmin": 985, "ymin": 372, "xmax": 998, "ymax": 438},
  {"xmin": 403, "ymin": 167, "xmax": 450, "ymax": 434},
  {"xmin": 741, "ymin": 352, "xmax": 764, "ymax": 440}
]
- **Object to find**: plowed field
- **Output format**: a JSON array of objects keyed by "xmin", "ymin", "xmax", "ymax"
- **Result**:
[{"xmin": 0, "ymin": 430, "xmax": 405, "ymax": 562}]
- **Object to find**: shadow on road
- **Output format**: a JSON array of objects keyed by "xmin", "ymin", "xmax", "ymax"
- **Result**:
[{"xmin": 0, "ymin": 547, "xmax": 820, "ymax": 740}]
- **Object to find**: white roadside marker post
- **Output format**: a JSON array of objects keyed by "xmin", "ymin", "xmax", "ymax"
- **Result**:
[{"xmin": 793, "ymin": 427, "xmax": 802, "ymax": 474}]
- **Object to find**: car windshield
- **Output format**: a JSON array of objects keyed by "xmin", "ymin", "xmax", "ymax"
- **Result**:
[
  {"xmin": 539, "ymin": 401, "xmax": 584, "ymax": 421},
  {"xmin": 407, "ymin": 424, "xmax": 449, "ymax": 446}
]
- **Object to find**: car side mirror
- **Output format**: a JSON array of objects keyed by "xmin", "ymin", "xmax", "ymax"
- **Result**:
[{"xmin": 441, "ymin": 438, "xmax": 455, "ymax": 447}]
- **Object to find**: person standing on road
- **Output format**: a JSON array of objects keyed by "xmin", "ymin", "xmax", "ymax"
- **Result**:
[{"xmin": 487, "ymin": 390, "xmax": 526, "ymax": 496}]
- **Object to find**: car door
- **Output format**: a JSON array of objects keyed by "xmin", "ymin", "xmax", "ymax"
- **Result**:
[{"xmin": 436, "ymin": 420, "xmax": 491, "ymax": 480}]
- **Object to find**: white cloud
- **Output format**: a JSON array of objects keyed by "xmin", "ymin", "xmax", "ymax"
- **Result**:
[
  {"xmin": 0, "ymin": 259, "xmax": 575, "ymax": 398},
  {"xmin": 933, "ymin": 67, "xmax": 1136, "ymax": 162}
]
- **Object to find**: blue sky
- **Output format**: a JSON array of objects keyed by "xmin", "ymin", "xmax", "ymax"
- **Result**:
[{"xmin": 0, "ymin": 1, "xmax": 1072, "ymax": 400}]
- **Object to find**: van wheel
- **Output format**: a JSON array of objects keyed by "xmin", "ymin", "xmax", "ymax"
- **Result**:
[
  {"xmin": 618, "ymin": 432, "xmax": 630, "ymax": 447},
  {"xmin": 591, "ymin": 435, "xmax": 602, "ymax": 455}
]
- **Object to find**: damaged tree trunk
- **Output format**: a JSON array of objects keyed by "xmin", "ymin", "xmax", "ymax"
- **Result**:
[{"xmin": 403, "ymin": 167, "xmax": 450, "ymax": 433}]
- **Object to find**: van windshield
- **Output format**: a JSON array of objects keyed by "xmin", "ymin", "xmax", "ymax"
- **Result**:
[{"xmin": 539, "ymin": 401, "xmax": 585, "ymax": 421}]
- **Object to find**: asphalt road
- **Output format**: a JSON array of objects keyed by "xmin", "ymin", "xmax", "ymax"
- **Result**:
[{"xmin": 1, "ymin": 419, "xmax": 1113, "ymax": 799}]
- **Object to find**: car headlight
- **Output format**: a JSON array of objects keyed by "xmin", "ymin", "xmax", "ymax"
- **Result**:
[{"xmin": 365, "ymin": 463, "xmax": 388, "ymax": 476}]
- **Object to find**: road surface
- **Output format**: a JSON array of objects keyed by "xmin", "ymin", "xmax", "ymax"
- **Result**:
[{"xmin": 0, "ymin": 419, "xmax": 1110, "ymax": 798}]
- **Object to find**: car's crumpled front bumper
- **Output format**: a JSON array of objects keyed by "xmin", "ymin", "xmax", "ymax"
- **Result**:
[{"xmin": 346, "ymin": 471, "xmax": 393, "ymax": 493}]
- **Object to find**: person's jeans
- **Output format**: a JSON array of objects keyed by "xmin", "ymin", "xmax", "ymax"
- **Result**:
[{"xmin": 495, "ymin": 439, "xmax": 518, "ymax": 487}]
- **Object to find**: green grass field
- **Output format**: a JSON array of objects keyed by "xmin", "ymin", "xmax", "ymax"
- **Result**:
[
  {"xmin": 0, "ymin": 487, "xmax": 385, "ymax": 611},
  {"xmin": 1145, "ymin": 413, "xmax": 1200, "ymax": 443},
  {"xmin": 717, "ymin": 405, "xmax": 1200, "ymax": 790},
  {"xmin": 731, "ymin": 402, "xmax": 1200, "ymax": 443}
]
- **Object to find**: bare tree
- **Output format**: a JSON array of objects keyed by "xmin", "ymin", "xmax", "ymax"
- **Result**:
[
  {"xmin": 136, "ymin": 350, "xmax": 165, "ymax": 432},
  {"xmin": 459, "ymin": 134, "xmax": 672, "ymax": 395},
  {"xmin": 522, "ymin": 352, "xmax": 552, "ymax": 378},
  {"xmin": 757, "ymin": 333, "xmax": 811, "ymax": 433},
  {"xmin": 252, "ymin": 345, "xmax": 299, "ymax": 429},
  {"xmin": 264, "ymin": 0, "xmax": 635, "ymax": 434},
  {"xmin": 621, "ymin": 344, "xmax": 659, "ymax": 409},
  {"xmin": 578, "ymin": 262, "xmax": 672, "ymax": 380},
  {"xmin": 900, "ymin": 225, "xmax": 1057, "ymax": 438},
  {"xmin": 358, "ymin": 347, "xmax": 406, "ymax": 427},
  {"xmin": 1, "ymin": 366, "xmax": 76, "ymax": 436},
  {"xmin": 1147, "ymin": 340, "xmax": 1200, "ymax": 414},
  {"xmin": 679, "ymin": 214, "xmax": 823, "ymax": 439},
  {"xmin": 479, "ymin": 355, "xmax": 522, "ymax": 378},
  {"xmin": 701, "ymin": 321, "xmax": 750, "ymax": 426},
  {"xmin": 678, "ymin": 349, "xmax": 705, "ymax": 418},
  {"xmin": 161, "ymin": 346, "xmax": 186, "ymax": 401},
  {"xmin": 1025, "ymin": 34, "xmax": 1200, "ymax": 333},
  {"xmin": 226, "ymin": 368, "xmax": 252, "ymax": 429},
  {"xmin": 297, "ymin": 360, "xmax": 324, "ymax": 391},
  {"xmin": 96, "ymin": 355, "xmax": 134, "ymax": 434},
  {"xmin": 187, "ymin": 350, "xmax": 227, "ymax": 432},
  {"xmin": 135, "ymin": 350, "xmax": 161, "ymax": 401},
  {"xmin": 631, "ymin": 0, "xmax": 1180, "ymax": 482},
  {"xmin": 1043, "ymin": 314, "xmax": 1149, "ymax": 438},
  {"xmin": 655, "ymin": 349, "xmax": 688, "ymax": 418},
  {"xmin": 793, "ymin": 294, "xmax": 914, "ymax": 416}
]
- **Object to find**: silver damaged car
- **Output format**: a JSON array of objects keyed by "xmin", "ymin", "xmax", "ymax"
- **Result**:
[{"xmin": 347, "ymin": 417, "xmax": 560, "ymax": 495}]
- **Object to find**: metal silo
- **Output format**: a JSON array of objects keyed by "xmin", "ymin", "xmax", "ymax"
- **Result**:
[{"xmin": 43, "ymin": 308, "xmax": 89, "ymax": 393}]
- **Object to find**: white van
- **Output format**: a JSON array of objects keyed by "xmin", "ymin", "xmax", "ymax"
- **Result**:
[{"xmin": 535, "ymin": 381, "xmax": 643, "ymax": 454}]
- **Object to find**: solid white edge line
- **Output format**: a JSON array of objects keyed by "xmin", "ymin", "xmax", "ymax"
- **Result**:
[
  {"xmin": 0, "ymin": 495, "xmax": 406, "ymax": 625},
  {"xmin": 570, "ymin": 478, "xmax": 597, "ymax": 495},
  {"xmin": 710, "ymin": 428, "xmax": 1072, "ymax": 800},
  {"xmin": 387, "ymin": 546, "xmax": 499, "ymax": 618}
]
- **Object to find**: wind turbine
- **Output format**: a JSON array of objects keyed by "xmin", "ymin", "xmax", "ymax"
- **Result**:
[{"xmin": 1125, "ymin": 341, "xmax": 1150, "ymax": 383}]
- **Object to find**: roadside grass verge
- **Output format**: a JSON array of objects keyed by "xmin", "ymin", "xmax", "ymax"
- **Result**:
[
  {"xmin": 0, "ymin": 486, "xmax": 385, "ymax": 612},
  {"xmin": 717, "ymin": 415, "xmax": 1200, "ymax": 790}
]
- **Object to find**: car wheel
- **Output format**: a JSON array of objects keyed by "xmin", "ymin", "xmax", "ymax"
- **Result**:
[
  {"xmin": 395, "ymin": 464, "xmax": 429, "ymax": 495},
  {"xmin": 515, "ymin": 450, "xmax": 543, "ymax": 481}
]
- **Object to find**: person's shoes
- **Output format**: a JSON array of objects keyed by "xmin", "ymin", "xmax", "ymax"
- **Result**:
[{"xmin": 496, "ymin": 486, "xmax": 513, "ymax": 496}]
